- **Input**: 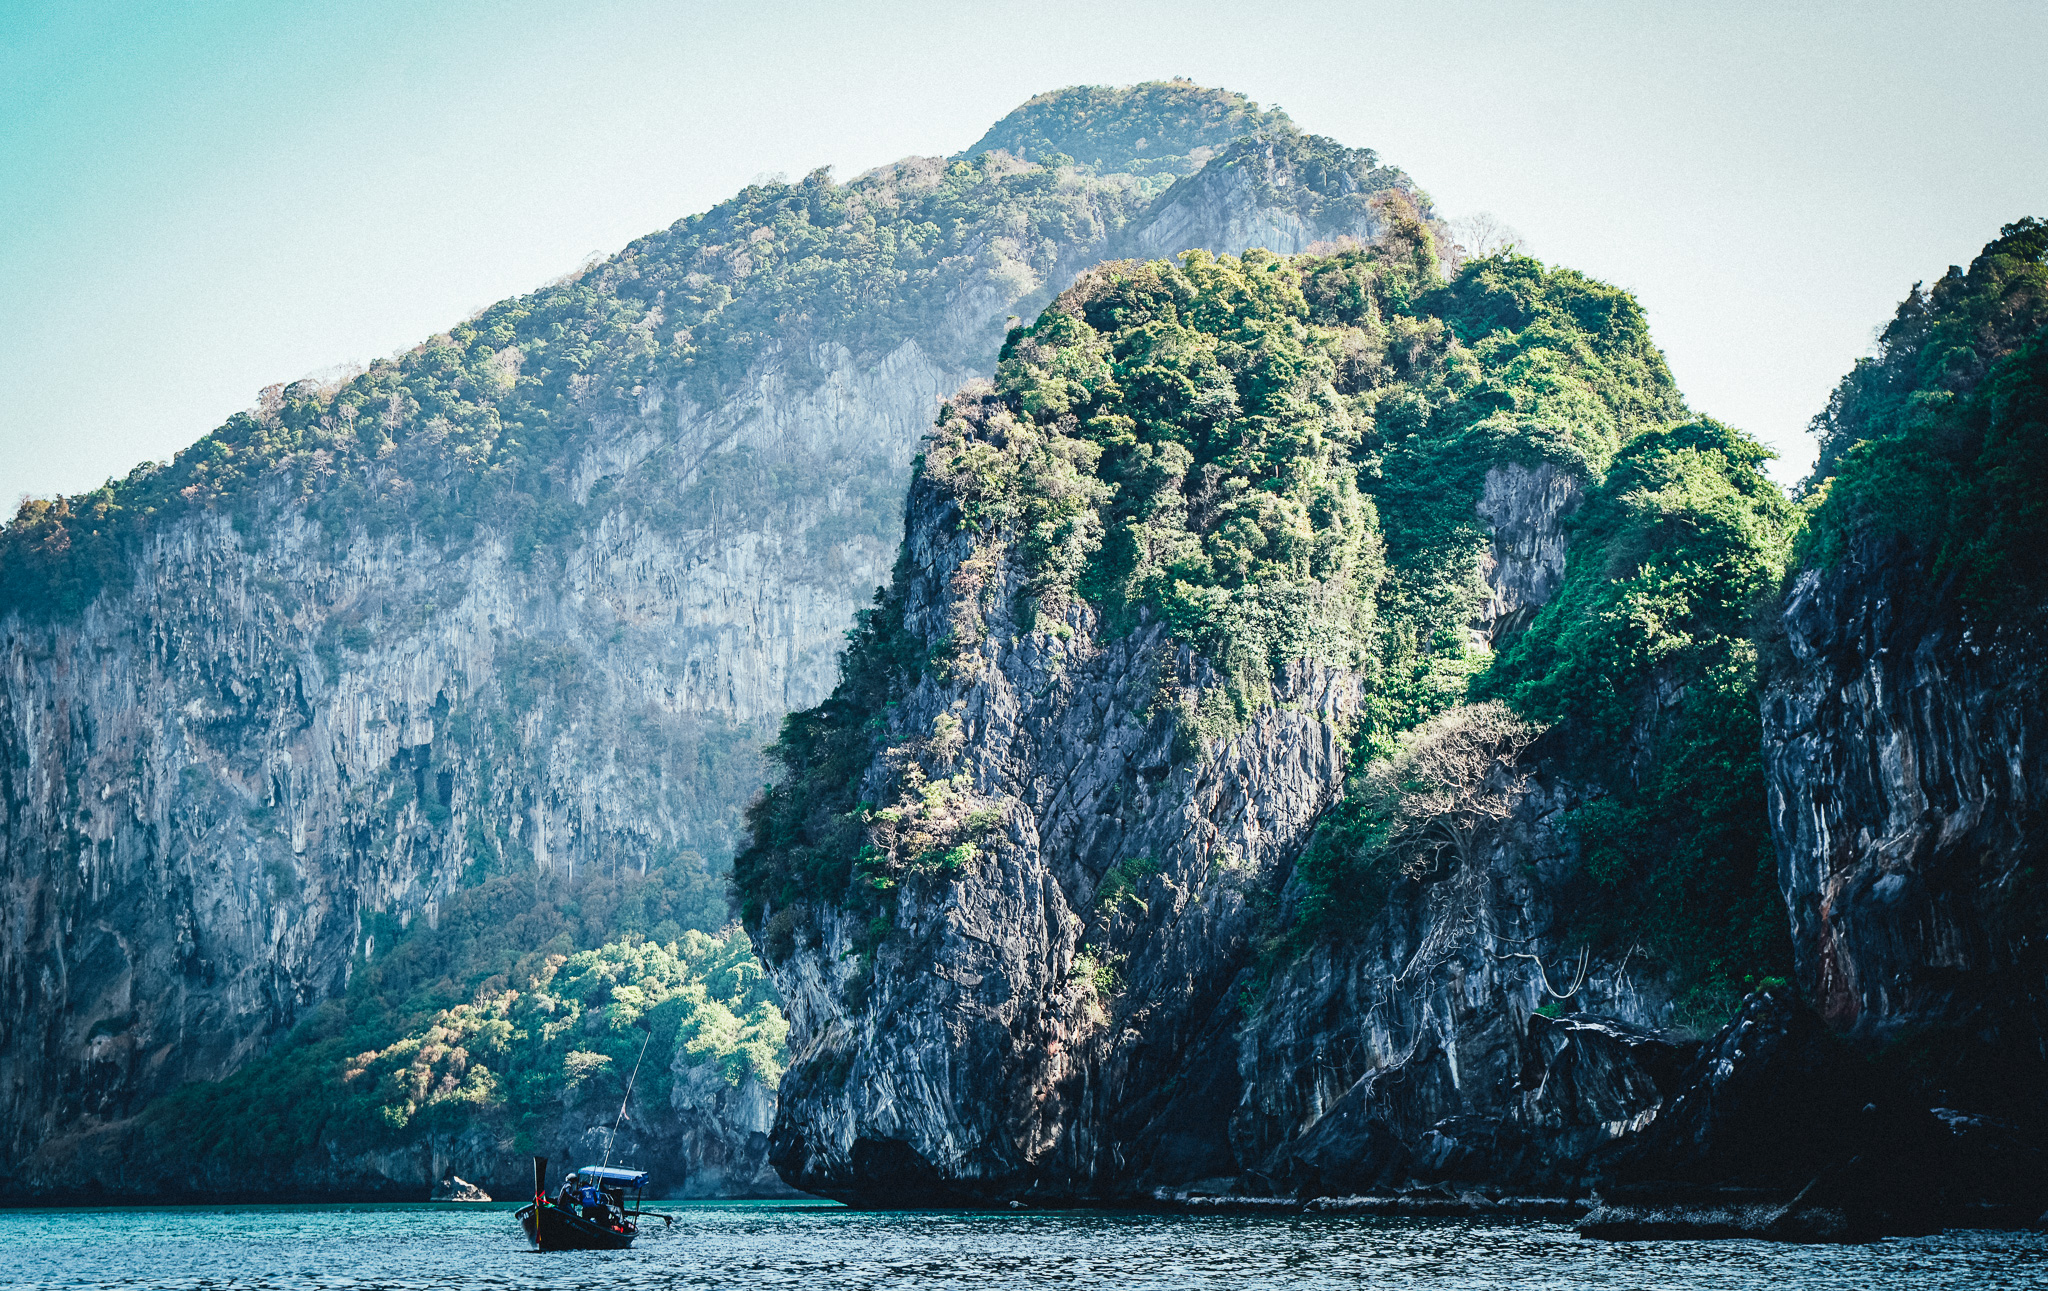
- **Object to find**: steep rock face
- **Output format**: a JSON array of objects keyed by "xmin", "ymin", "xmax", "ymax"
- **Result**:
[
  {"xmin": 1763, "ymin": 530, "xmax": 2048, "ymax": 1061},
  {"xmin": 666, "ymin": 1061, "xmax": 787, "ymax": 1198},
  {"xmin": 1707, "ymin": 528, "xmax": 2048, "ymax": 1232},
  {"xmin": 763, "ymin": 464, "xmax": 1362, "ymax": 1203},
  {"xmin": 1229, "ymin": 461, "xmax": 1668, "ymax": 1201},
  {"xmin": 0, "ymin": 357, "xmax": 911, "ymax": 1177},
  {"xmin": 0, "ymin": 99, "xmax": 1427, "ymax": 1193},
  {"xmin": 1472, "ymin": 462, "xmax": 1581, "ymax": 645},
  {"xmin": 1117, "ymin": 130, "xmax": 1413, "ymax": 262},
  {"xmin": 1594, "ymin": 520, "xmax": 2048, "ymax": 1237},
  {"xmin": 757, "ymin": 424, "xmax": 1679, "ymax": 1204},
  {"xmin": 1234, "ymin": 776, "xmax": 1678, "ymax": 1199},
  {"xmin": 1577, "ymin": 220, "xmax": 2048, "ymax": 1241}
]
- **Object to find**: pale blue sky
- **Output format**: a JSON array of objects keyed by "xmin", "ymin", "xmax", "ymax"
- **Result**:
[{"xmin": 4, "ymin": 0, "xmax": 2044, "ymax": 504}]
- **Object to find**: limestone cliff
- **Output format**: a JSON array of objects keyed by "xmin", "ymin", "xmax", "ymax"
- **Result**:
[
  {"xmin": 0, "ymin": 85, "xmax": 1429, "ymax": 1197},
  {"xmin": 1761, "ymin": 222, "xmax": 2048, "ymax": 1074},
  {"xmin": 1583, "ymin": 222, "xmax": 2048, "ymax": 1239},
  {"xmin": 1233, "ymin": 773, "xmax": 1681, "ymax": 1200},
  {"xmin": 1116, "ymin": 129, "xmax": 1421, "ymax": 262},
  {"xmin": 1764, "ymin": 531, "xmax": 2047, "ymax": 1058},
  {"xmin": 739, "ymin": 240, "xmax": 1701, "ymax": 1205},
  {"xmin": 751, "ymin": 412, "xmax": 1680, "ymax": 1206}
]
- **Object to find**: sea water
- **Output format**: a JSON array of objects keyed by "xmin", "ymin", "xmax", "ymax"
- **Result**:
[{"xmin": 3, "ymin": 1201, "xmax": 2044, "ymax": 1289}]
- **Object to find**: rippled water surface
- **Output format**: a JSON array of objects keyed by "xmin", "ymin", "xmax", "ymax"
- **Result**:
[{"xmin": 5, "ymin": 1201, "xmax": 2046, "ymax": 1289}]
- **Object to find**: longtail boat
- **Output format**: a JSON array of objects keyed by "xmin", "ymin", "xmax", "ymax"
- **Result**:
[
  {"xmin": 517, "ymin": 1157, "xmax": 668, "ymax": 1251},
  {"xmin": 517, "ymin": 1029, "xmax": 671, "ymax": 1250}
]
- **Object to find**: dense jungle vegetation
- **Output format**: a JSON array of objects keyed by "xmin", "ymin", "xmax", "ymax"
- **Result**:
[
  {"xmin": 1798, "ymin": 218, "xmax": 2048, "ymax": 607},
  {"xmin": 0, "ymin": 83, "xmax": 1321, "ymax": 620},
  {"xmin": 736, "ymin": 205, "xmax": 1803, "ymax": 1013},
  {"xmin": 80, "ymin": 80, "xmax": 1426, "ymax": 1168},
  {"xmin": 140, "ymin": 865, "xmax": 785, "ymax": 1173},
  {"xmin": 729, "ymin": 215, "xmax": 2043, "ymax": 1025}
]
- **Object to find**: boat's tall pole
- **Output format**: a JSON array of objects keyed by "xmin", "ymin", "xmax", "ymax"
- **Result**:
[
  {"xmin": 534, "ymin": 1155, "xmax": 547, "ymax": 1204},
  {"xmin": 602, "ymin": 1027, "xmax": 654, "ymax": 1171}
]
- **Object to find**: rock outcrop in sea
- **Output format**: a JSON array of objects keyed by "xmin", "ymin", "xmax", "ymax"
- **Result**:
[
  {"xmin": 740, "ymin": 219, "xmax": 2048, "ymax": 1234},
  {"xmin": 1578, "ymin": 524, "xmax": 2048, "ymax": 1238},
  {"xmin": 740, "ymin": 244, "xmax": 1707, "ymax": 1206},
  {"xmin": 756, "ymin": 450, "xmax": 1687, "ymax": 1205}
]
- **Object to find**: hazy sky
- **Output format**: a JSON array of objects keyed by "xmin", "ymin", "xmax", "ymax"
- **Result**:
[{"xmin": 3, "ymin": 0, "xmax": 2043, "ymax": 506}]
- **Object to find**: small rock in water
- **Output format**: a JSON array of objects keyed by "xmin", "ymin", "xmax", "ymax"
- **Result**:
[{"xmin": 431, "ymin": 1175, "xmax": 492, "ymax": 1202}]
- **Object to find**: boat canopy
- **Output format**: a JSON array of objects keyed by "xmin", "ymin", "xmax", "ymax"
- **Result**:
[{"xmin": 574, "ymin": 1166, "xmax": 649, "ymax": 1187}]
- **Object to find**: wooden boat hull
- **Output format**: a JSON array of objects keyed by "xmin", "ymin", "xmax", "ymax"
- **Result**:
[{"xmin": 518, "ymin": 1201, "xmax": 637, "ymax": 1250}]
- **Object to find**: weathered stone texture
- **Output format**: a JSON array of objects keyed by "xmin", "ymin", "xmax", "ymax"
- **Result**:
[
  {"xmin": 0, "ymin": 133, "xmax": 1424, "ymax": 1196},
  {"xmin": 1763, "ymin": 529, "xmax": 2047, "ymax": 1051},
  {"xmin": 759, "ymin": 446, "xmax": 1680, "ymax": 1204}
]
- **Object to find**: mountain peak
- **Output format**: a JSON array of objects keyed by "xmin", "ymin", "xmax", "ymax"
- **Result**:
[{"xmin": 961, "ymin": 79, "xmax": 1289, "ymax": 174}]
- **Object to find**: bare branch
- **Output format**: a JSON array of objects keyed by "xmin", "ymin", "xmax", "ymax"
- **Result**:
[
  {"xmin": 1450, "ymin": 211, "xmax": 1528, "ymax": 260},
  {"xmin": 1358, "ymin": 701, "xmax": 1540, "ymax": 877}
]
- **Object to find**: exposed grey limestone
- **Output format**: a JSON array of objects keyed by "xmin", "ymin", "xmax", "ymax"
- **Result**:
[
  {"xmin": 763, "ymin": 460, "xmax": 1363, "ymax": 1204},
  {"xmin": 1598, "ymin": 526, "xmax": 2048, "ymax": 1240},
  {"xmin": 0, "ymin": 382, "xmax": 894, "ymax": 1188},
  {"xmin": 0, "ymin": 128, "xmax": 1428, "ymax": 1197},
  {"xmin": 1580, "ymin": 524, "xmax": 2048, "ymax": 1241},
  {"xmin": 1235, "ymin": 787, "xmax": 1680, "ymax": 1200},
  {"xmin": 758, "ymin": 415, "xmax": 1677, "ymax": 1204},
  {"xmin": 1763, "ymin": 530, "xmax": 2048, "ymax": 1045},
  {"xmin": 665, "ymin": 1050, "xmax": 790, "ymax": 1198},
  {"xmin": 1472, "ymin": 462, "xmax": 1582, "ymax": 645},
  {"xmin": 1116, "ymin": 131, "xmax": 1406, "ymax": 261}
]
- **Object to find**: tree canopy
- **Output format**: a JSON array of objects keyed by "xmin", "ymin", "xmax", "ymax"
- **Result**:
[
  {"xmin": 735, "ymin": 220, "xmax": 1692, "ymax": 968},
  {"xmin": 1800, "ymin": 218, "xmax": 2048, "ymax": 607}
]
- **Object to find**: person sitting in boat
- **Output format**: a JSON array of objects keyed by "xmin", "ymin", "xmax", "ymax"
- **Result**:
[
  {"xmin": 556, "ymin": 1172, "xmax": 580, "ymax": 1209},
  {"xmin": 578, "ymin": 1177, "xmax": 607, "ymax": 1224}
]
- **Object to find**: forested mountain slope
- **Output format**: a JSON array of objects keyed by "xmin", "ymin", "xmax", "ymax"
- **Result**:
[
  {"xmin": 1576, "ymin": 219, "xmax": 2048, "ymax": 1240},
  {"xmin": 738, "ymin": 204, "xmax": 2047, "ymax": 1225},
  {"xmin": 734, "ymin": 219, "xmax": 1804, "ymax": 1202},
  {"xmin": 0, "ymin": 81, "xmax": 1430, "ymax": 1199},
  {"xmin": 1765, "ymin": 219, "xmax": 2048, "ymax": 1111}
]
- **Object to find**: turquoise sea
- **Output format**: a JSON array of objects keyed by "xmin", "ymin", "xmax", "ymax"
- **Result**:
[{"xmin": 3, "ymin": 1201, "xmax": 2045, "ymax": 1289}]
